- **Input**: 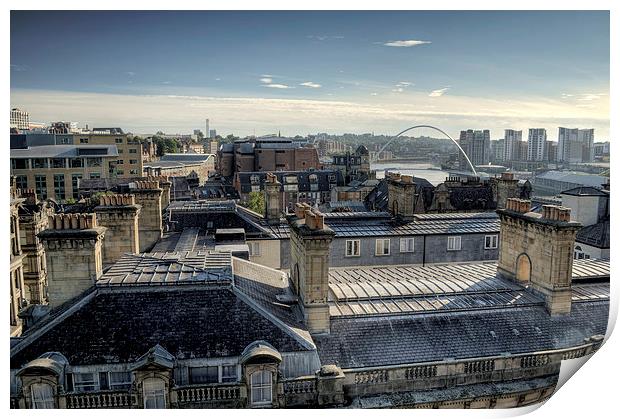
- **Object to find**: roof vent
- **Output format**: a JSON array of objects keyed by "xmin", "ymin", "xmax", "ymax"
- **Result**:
[
  {"xmin": 512, "ymin": 328, "xmax": 520, "ymax": 336},
  {"xmin": 490, "ymin": 331, "xmax": 497, "ymax": 339}
]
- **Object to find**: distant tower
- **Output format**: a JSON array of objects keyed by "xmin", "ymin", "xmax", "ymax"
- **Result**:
[{"xmin": 205, "ymin": 119, "xmax": 210, "ymax": 138}]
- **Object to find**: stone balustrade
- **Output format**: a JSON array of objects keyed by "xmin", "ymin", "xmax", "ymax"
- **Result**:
[
  {"xmin": 66, "ymin": 391, "xmax": 134, "ymax": 408},
  {"xmin": 174, "ymin": 384, "xmax": 241, "ymax": 404},
  {"xmin": 283, "ymin": 376, "xmax": 317, "ymax": 395}
]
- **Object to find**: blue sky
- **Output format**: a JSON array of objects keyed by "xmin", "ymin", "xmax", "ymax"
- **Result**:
[{"xmin": 10, "ymin": 11, "xmax": 610, "ymax": 138}]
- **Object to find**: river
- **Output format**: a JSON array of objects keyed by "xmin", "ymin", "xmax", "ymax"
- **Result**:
[{"xmin": 371, "ymin": 162, "xmax": 451, "ymax": 186}]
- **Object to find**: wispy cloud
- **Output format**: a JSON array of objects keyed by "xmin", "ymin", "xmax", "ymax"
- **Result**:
[
  {"xmin": 300, "ymin": 81, "xmax": 321, "ymax": 88},
  {"xmin": 263, "ymin": 83, "xmax": 294, "ymax": 89},
  {"xmin": 392, "ymin": 88, "xmax": 404, "ymax": 93},
  {"xmin": 11, "ymin": 89, "xmax": 609, "ymax": 138},
  {"xmin": 11, "ymin": 64, "xmax": 30, "ymax": 72},
  {"xmin": 396, "ymin": 81, "xmax": 413, "ymax": 87},
  {"xmin": 260, "ymin": 77, "xmax": 273, "ymax": 84},
  {"xmin": 577, "ymin": 93, "xmax": 607, "ymax": 101},
  {"xmin": 370, "ymin": 93, "xmax": 378, "ymax": 96},
  {"xmin": 161, "ymin": 81, "xmax": 171, "ymax": 85},
  {"xmin": 307, "ymin": 35, "xmax": 344, "ymax": 41},
  {"xmin": 383, "ymin": 40, "xmax": 431, "ymax": 47},
  {"xmin": 126, "ymin": 71, "xmax": 136, "ymax": 77},
  {"xmin": 429, "ymin": 87, "xmax": 450, "ymax": 97}
]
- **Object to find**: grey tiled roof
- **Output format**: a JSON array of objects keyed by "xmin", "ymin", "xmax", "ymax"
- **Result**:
[
  {"xmin": 11, "ymin": 287, "xmax": 307, "ymax": 368},
  {"xmin": 576, "ymin": 221, "xmax": 610, "ymax": 249},
  {"xmin": 315, "ymin": 300, "xmax": 609, "ymax": 369},
  {"xmin": 97, "ymin": 251, "xmax": 232, "ymax": 286}
]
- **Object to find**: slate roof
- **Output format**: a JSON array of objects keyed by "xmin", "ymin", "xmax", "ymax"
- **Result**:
[
  {"xmin": 576, "ymin": 221, "xmax": 610, "ymax": 249},
  {"xmin": 160, "ymin": 153, "xmax": 214, "ymax": 162},
  {"xmin": 10, "ymin": 287, "xmax": 307, "ymax": 369},
  {"xmin": 236, "ymin": 170, "xmax": 343, "ymax": 194},
  {"xmin": 315, "ymin": 300, "xmax": 609, "ymax": 369},
  {"xmin": 561, "ymin": 186, "xmax": 609, "ymax": 197},
  {"xmin": 447, "ymin": 185, "xmax": 495, "ymax": 211}
]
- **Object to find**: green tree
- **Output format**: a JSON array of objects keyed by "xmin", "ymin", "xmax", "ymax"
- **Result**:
[{"xmin": 244, "ymin": 191, "xmax": 265, "ymax": 215}]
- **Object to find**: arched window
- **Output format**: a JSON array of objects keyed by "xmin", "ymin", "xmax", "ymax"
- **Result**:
[
  {"xmin": 250, "ymin": 370, "xmax": 272, "ymax": 406},
  {"xmin": 31, "ymin": 383, "xmax": 55, "ymax": 409},
  {"xmin": 143, "ymin": 378, "xmax": 166, "ymax": 409}
]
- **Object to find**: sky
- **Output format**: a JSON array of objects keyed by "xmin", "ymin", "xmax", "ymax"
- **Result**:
[{"xmin": 10, "ymin": 10, "xmax": 610, "ymax": 139}]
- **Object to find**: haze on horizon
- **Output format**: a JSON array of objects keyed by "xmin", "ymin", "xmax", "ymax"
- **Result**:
[{"xmin": 10, "ymin": 10, "xmax": 610, "ymax": 140}]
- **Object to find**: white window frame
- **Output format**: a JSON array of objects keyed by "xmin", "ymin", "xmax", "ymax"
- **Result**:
[
  {"xmin": 73, "ymin": 372, "xmax": 99, "ymax": 392},
  {"xmin": 447, "ymin": 236, "xmax": 462, "ymax": 251},
  {"xmin": 345, "ymin": 239, "xmax": 361, "ymax": 257},
  {"xmin": 248, "ymin": 242, "xmax": 261, "ymax": 257},
  {"xmin": 250, "ymin": 370, "xmax": 272, "ymax": 406},
  {"xmin": 221, "ymin": 365, "xmax": 238, "ymax": 383},
  {"xmin": 400, "ymin": 237, "xmax": 415, "ymax": 253},
  {"xmin": 108, "ymin": 371, "xmax": 132, "ymax": 390},
  {"xmin": 31, "ymin": 383, "xmax": 55, "ymax": 409},
  {"xmin": 143, "ymin": 378, "xmax": 166, "ymax": 409},
  {"xmin": 484, "ymin": 235, "xmax": 498, "ymax": 249},
  {"xmin": 375, "ymin": 238, "xmax": 390, "ymax": 256}
]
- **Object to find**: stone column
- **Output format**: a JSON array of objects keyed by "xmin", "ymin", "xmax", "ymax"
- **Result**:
[
  {"xmin": 94, "ymin": 194, "xmax": 142, "ymax": 265},
  {"xmin": 288, "ymin": 203, "xmax": 335, "ymax": 335},
  {"xmin": 131, "ymin": 180, "xmax": 163, "ymax": 252},
  {"xmin": 264, "ymin": 172, "xmax": 282, "ymax": 225},
  {"xmin": 38, "ymin": 213, "xmax": 106, "ymax": 308}
]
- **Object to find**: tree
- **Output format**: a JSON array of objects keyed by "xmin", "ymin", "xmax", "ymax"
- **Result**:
[
  {"xmin": 151, "ymin": 136, "xmax": 181, "ymax": 156},
  {"xmin": 244, "ymin": 191, "xmax": 265, "ymax": 215}
]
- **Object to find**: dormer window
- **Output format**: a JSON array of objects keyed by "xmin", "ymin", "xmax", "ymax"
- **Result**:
[
  {"xmin": 31, "ymin": 383, "xmax": 55, "ymax": 409},
  {"xmin": 250, "ymin": 370, "xmax": 272, "ymax": 406}
]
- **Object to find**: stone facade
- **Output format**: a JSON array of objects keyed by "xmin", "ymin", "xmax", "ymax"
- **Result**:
[
  {"xmin": 131, "ymin": 181, "xmax": 163, "ymax": 252},
  {"xmin": 17, "ymin": 189, "xmax": 53, "ymax": 304},
  {"xmin": 94, "ymin": 194, "xmax": 141, "ymax": 265},
  {"xmin": 264, "ymin": 173, "xmax": 282, "ymax": 225},
  {"xmin": 10, "ymin": 193, "xmax": 26, "ymax": 337},
  {"xmin": 497, "ymin": 199, "xmax": 581, "ymax": 315},
  {"xmin": 289, "ymin": 204, "xmax": 335, "ymax": 335},
  {"xmin": 39, "ymin": 214, "xmax": 106, "ymax": 308},
  {"xmin": 387, "ymin": 173, "xmax": 417, "ymax": 220},
  {"xmin": 489, "ymin": 172, "xmax": 521, "ymax": 209}
]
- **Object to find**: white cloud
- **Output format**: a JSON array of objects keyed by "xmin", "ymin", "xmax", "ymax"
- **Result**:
[
  {"xmin": 307, "ymin": 35, "xmax": 344, "ymax": 41},
  {"xmin": 392, "ymin": 88, "xmax": 404, "ymax": 93},
  {"xmin": 370, "ymin": 93, "xmax": 378, "ymax": 96},
  {"xmin": 126, "ymin": 71, "xmax": 136, "ymax": 77},
  {"xmin": 577, "ymin": 93, "xmax": 607, "ymax": 101},
  {"xmin": 300, "ymin": 82, "xmax": 322, "ymax": 88},
  {"xmin": 215, "ymin": 78, "xmax": 221, "ymax": 81},
  {"xmin": 162, "ymin": 81, "xmax": 171, "ymax": 85},
  {"xmin": 260, "ymin": 77, "xmax": 273, "ymax": 84},
  {"xmin": 263, "ymin": 83, "xmax": 293, "ymax": 89},
  {"xmin": 383, "ymin": 40, "xmax": 431, "ymax": 47},
  {"xmin": 11, "ymin": 88, "xmax": 609, "ymax": 139},
  {"xmin": 396, "ymin": 81, "xmax": 413, "ymax": 87},
  {"xmin": 261, "ymin": 74, "xmax": 273, "ymax": 78},
  {"xmin": 429, "ymin": 87, "xmax": 450, "ymax": 97},
  {"xmin": 11, "ymin": 64, "xmax": 30, "ymax": 72}
]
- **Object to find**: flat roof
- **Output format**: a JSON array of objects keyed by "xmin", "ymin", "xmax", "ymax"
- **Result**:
[{"xmin": 10, "ymin": 144, "xmax": 119, "ymax": 158}]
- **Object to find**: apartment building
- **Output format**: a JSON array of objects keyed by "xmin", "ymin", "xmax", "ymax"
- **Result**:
[
  {"xmin": 502, "ymin": 129, "xmax": 522, "ymax": 161},
  {"xmin": 10, "ymin": 145, "xmax": 120, "ymax": 201},
  {"xmin": 10, "ymin": 108, "xmax": 30, "ymax": 130},
  {"xmin": 527, "ymin": 128, "xmax": 547, "ymax": 161},
  {"xmin": 558, "ymin": 127, "xmax": 595, "ymax": 163},
  {"xmin": 71, "ymin": 130, "xmax": 143, "ymax": 177}
]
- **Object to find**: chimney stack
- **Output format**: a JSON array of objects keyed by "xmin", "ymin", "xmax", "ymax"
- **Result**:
[
  {"xmin": 387, "ymin": 172, "xmax": 417, "ymax": 221},
  {"xmin": 264, "ymin": 173, "xmax": 283, "ymax": 225},
  {"xmin": 94, "ymin": 194, "xmax": 142, "ymax": 265},
  {"xmin": 130, "ymin": 181, "xmax": 163, "ymax": 252},
  {"xmin": 497, "ymin": 201, "xmax": 581, "ymax": 315},
  {"xmin": 38, "ymin": 213, "xmax": 106, "ymax": 307}
]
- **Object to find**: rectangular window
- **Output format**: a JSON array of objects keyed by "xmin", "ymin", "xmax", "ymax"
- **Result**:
[
  {"xmin": 115, "ymin": 138, "xmax": 124, "ymax": 143},
  {"xmin": 117, "ymin": 159, "xmax": 124, "ymax": 165},
  {"xmin": 31, "ymin": 383, "xmax": 55, "ymax": 409},
  {"xmin": 143, "ymin": 379, "xmax": 166, "ymax": 409},
  {"xmin": 51, "ymin": 158, "xmax": 66, "ymax": 168},
  {"xmin": 32, "ymin": 158, "xmax": 48, "ymax": 169},
  {"xmin": 221, "ymin": 365, "xmax": 238, "ymax": 383},
  {"xmin": 109, "ymin": 371, "xmax": 132, "ymax": 390},
  {"xmin": 73, "ymin": 372, "xmax": 99, "ymax": 392},
  {"xmin": 35, "ymin": 175, "xmax": 47, "ymax": 200},
  {"xmin": 248, "ymin": 242, "xmax": 261, "ymax": 256},
  {"xmin": 86, "ymin": 157, "xmax": 102, "ymax": 167},
  {"xmin": 129, "ymin": 169, "xmax": 139, "ymax": 175},
  {"xmin": 89, "ymin": 173, "xmax": 101, "ymax": 179},
  {"xmin": 69, "ymin": 158, "xmax": 84, "ymax": 168},
  {"xmin": 79, "ymin": 138, "xmax": 89, "ymax": 144},
  {"xmin": 375, "ymin": 238, "xmax": 390, "ymax": 256},
  {"xmin": 72, "ymin": 174, "xmax": 82, "ymax": 199},
  {"xmin": 189, "ymin": 366, "xmax": 219, "ymax": 384},
  {"xmin": 484, "ymin": 235, "xmax": 498, "ymax": 249},
  {"xmin": 400, "ymin": 238, "xmax": 415, "ymax": 253},
  {"xmin": 118, "ymin": 148, "xmax": 124, "ymax": 154},
  {"xmin": 129, "ymin": 148, "xmax": 138, "ymax": 154},
  {"xmin": 53, "ymin": 174, "xmax": 65, "ymax": 200},
  {"xmin": 116, "ymin": 169, "xmax": 124, "ymax": 175},
  {"xmin": 12, "ymin": 159, "xmax": 28, "ymax": 170},
  {"xmin": 15, "ymin": 175, "xmax": 27, "ymax": 190},
  {"xmin": 129, "ymin": 159, "xmax": 138, "ymax": 164},
  {"xmin": 251, "ymin": 371, "xmax": 272, "ymax": 406},
  {"xmin": 345, "ymin": 239, "xmax": 360, "ymax": 257},
  {"xmin": 98, "ymin": 372, "xmax": 109, "ymax": 391},
  {"xmin": 447, "ymin": 236, "xmax": 462, "ymax": 251}
]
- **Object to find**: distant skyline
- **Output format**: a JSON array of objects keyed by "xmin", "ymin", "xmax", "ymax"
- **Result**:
[{"xmin": 11, "ymin": 10, "xmax": 610, "ymax": 139}]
